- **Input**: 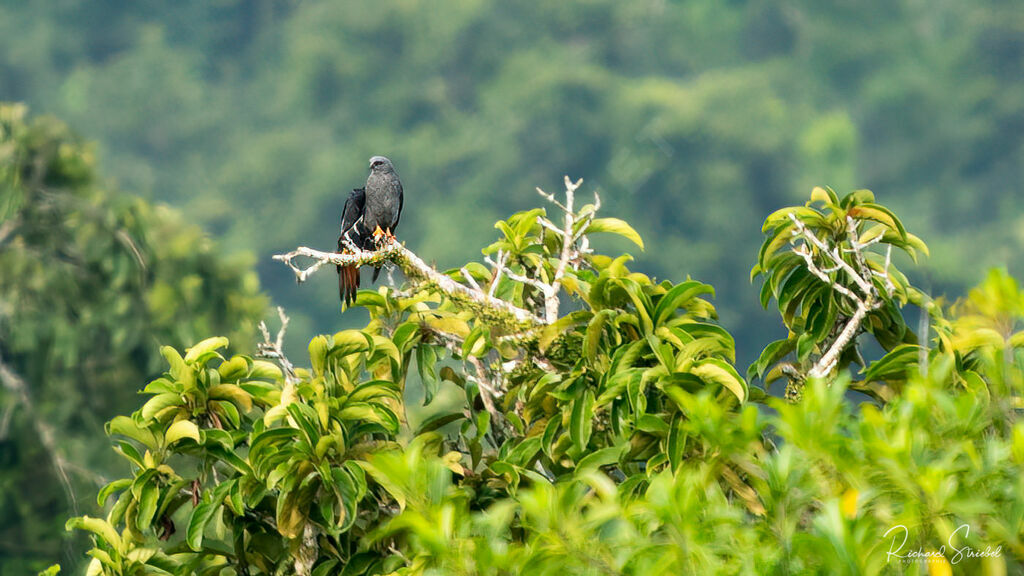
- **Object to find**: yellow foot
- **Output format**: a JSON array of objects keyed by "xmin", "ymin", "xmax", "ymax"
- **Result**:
[{"xmin": 372, "ymin": 225, "xmax": 385, "ymax": 238}]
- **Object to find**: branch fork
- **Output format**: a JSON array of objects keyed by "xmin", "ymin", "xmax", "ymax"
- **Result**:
[{"xmin": 787, "ymin": 213, "xmax": 896, "ymax": 378}]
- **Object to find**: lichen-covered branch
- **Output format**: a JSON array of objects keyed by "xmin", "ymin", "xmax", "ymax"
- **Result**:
[
  {"xmin": 273, "ymin": 240, "xmax": 546, "ymax": 330},
  {"xmin": 787, "ymin": 213, "xmax": 894, "ymax": 379}
]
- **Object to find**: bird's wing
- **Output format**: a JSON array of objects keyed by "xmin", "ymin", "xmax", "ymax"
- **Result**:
[
  {"xmin": 339, "ymin": 187, "xmax": 367, "ymax": 249},
  {"xmin": 393, "ymin": 181, "xmax": 403, "ymax": 232},
  {"xmin": 338, "ymin": 187, "xmax": 367, "ymax": 309}
]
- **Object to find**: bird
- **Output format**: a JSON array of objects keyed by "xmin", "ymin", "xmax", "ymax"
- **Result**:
[{"xmin": 337, "ymin": 156, "xmax": 404, "ymax": 307}]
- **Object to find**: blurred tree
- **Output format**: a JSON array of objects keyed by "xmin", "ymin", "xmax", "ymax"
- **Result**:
[{"xmin": 0, "ymin": 104, "xmax": 266, "ymax": 573}]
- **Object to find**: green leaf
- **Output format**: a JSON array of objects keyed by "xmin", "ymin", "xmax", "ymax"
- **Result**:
[
  {"xmin": 569, "ymin": 389, "xmax": 595, "ymax": 456},
  {"xmin": 355, "ymin": 460, "xmax": 407, "ymax": 511},
  {"xmin": 339, "ymin": 403, "xmax": 399, "ymax": 434},
  {"xmin": 849, "ymin": 203, "xmax": 906, "ymax": 240},
  {"xmin": 586, "ymin": 217, "xmax": 644, "ymax": 249},
  {"xmin": 840, "ymin": 188, "xmax": 875, "ymax": 207},
  {"xmin": 653, "ymin": 281, "xmax": 715, "ymax": 327},
  {"xmin": 136, "ymin": 478, "xmax": 159, "ymax": 531},
  {"xmin": 107, "ymin": 416, "xmax": 159, "ymax": 451},
  {"xmin": 161, "ymin": 346, "xmax": 195, "ymax": 388},
  {"xmin": 165, "ymin": 420, "xmax": 201, "ymax": 445},
  {"xmin": 141, "ymin": 393, "xmax": 182, "ymax": 422},
  {"xmin": 250, "ymin": 360, "xmax": 283, "ymax": 380},
  {"xmin": 186, "ymin": 480, "xmax": 235, "ymax": 551},
  {"xmin": 416, "ymin": 345, "xmax": 439, "ymax": 405},
  {"xmin": 309, "ymin": 335, "xmax": 330, "ymax": 377},
  {"xmin": 749, "ymin": 338, "xmax": 795, "ymax": 380},
  {"xmin": 666, "ymin": 413, "xmax": 686, "ymax": 471},
  {"xmin": 585, "ymin": 309, "xmax": 613, "ymax": 362},
  {"xmin": 796, "ymin": 332, "xmax": 816, "ymax": 362},
  {"xmin": 208, "ymin": 384, "xmax": 253, "ymax": 412},
  {"xmin": 617, "ymin": 278, "xmax": 654, "ymax": 335},
  {"xmin": 347, "ymin": 380, "xmax": 401, "ymax": 403},
  {"xmin": 690, "ymin": 358, "xmax": 747, "ymax": 403},
  {"xmin": 462, "ymin": 325, "xmax": 489, "ymax": 359},
  {"xmin": 762, "ymin": 206, "xmax": 825, "ymax": 234},
  {"xmin": 416, "ymin": 412, "xmax": 465, "ymax": 435},
  {"xmin": 863, "ymin": 344, "xmax": 921, "ymax": 382},
  {"xmin": 183, "ymin": 336, "xmax": 229, "ymax": 364},
  {"xmin": 277, "ymin": 480, "xmax": 316, "ymax": 539},
  {"xmin": 331, "ymin": 330, "xmax": 374, "ymax": 359},
  {"xmin": 66, "ymin": 516, "xmax": 122, "ymax": 550},
  {"xmin": 504, "ymin": 436, "xmax": 543, "ymax": 468},
  {"xmin": 142, "ymin": 378, "xmax": 178, "ymax": 395},
  {"xmin": 217, "ymin": 355, "xmax": 250, "ymax": 381},
  {"xmin": 810, "ymin": 186, "xmax": 840, "ymax": 206},
  {"xmin": 575, "ymin": 445, "xmax": 624, "ymax": 473},
  {"xmin": 287, "ymin": 402, "xmax": 322, "ymax": 447},
  {"xmin": 97, "ymin": 478, "xmax": 132, "ymax": 507}
]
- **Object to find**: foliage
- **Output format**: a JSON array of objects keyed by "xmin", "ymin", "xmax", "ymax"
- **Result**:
[
  {"xmin": 0, "ymin": 104, "xmax": 267, "ymax": 573},
  {"xmin": 751, "ymin": 186, "xmax": 930, "ymax": 401},
  {"xmin": 66, "ymin": 185, "xmax": 1022, "ymax": 574}
]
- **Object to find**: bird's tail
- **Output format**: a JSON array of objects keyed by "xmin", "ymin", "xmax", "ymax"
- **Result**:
[
  {"xmin": 371, "ymin": 264, "xmax": 383, "ymax": 284},
  {"xmin": 338, "ymin": 264, "xmax": 360, "ymax": 308}
]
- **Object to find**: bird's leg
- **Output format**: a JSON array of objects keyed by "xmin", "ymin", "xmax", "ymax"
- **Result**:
[
  {"xmin": 384, "ymin": 227, "xmax": 397, "ymax": 242},
  {"xmin": 371, "ymin": 225, "xmax": 387, "ymax": 249}
]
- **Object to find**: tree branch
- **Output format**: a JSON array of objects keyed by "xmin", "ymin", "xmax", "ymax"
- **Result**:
[
  {"xmin": 808, "ymin": 302, "xmax": 869, "ymax": 378},
  {"xmin": 274, "ymin": 239, "xmax": 546, "ymax": 330},
  {"xmin": 257, "ymin": 307, "xmax": 298, "ymax": 385},
  {"xmin": 787, "ymin": 213, "xmax": 892, "ymax": 380},
  {"xmin": 788, "ymin": 214, "xmax": 874, "ymax": 298}
]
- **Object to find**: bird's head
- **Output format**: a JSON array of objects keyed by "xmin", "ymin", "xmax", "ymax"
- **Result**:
[{"xmin": 368, "ymin": 155, "xmax": 394, "ymax": 173}]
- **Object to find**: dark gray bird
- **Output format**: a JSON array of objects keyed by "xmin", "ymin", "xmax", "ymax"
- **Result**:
[{"xmin": 337, "ymin": 156, "xmax": 404, "ymax": 307}]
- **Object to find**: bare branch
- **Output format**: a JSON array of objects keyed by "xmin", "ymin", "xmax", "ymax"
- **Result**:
[
  {"xmin": 542, "ymin": 176, "xmax": 583, "ymax": 323},
  {"xmin": 876, "ymin": 244, "xmax": 896, "ymax": 297},
  {"xmin": 792, "ymin": 244, "xmax": 863, "ymax": 306},
  {"xmin": 484, "ymin": 253, "xmax": 550, "ymax": 293},
  {"xmin": 536, "ymin": 216, "xmax": 567, "ymax": 237},
  {"xmin": 460, "ymin": 267, "xmax": 482, "ymax": 292},
  {"xmin": 294, "ymin": 523, "xmax": 319, "ymax": 576},
  {"xmin": 535, "ymin": 186, "xmax": 569, "ymax": 213},
  {"xmin": 809, "ymin": 302, "xmax": 869, "ymax": 378},
  {"xmin": 257, "ymin": 307, "xmax": 298, "ymax": 385},
  {"xmin": 571, "ymin": 190, "xmax": 602, "ymax": 243},
  {"xmin": 844, "ymin": 216, "xmax": 876, "ymax": 292},
  {"xmin": 487, "ymin": 250, "xmax": 506, "ymax": 298},
  {"xmin": 787, "ymin": 213, "xmax": 895, "ymax": 381},
  {"xmin": 273, "ymin": 239, "xmax": 545, "ymax": 330},
  {"xmin": 788, "ymin": 213, "xmax": 874, "ymax": 297}
]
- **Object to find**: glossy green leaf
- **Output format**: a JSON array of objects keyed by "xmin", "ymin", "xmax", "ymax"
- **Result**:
[
  {"xmin": 186, "ymin": 480, "xmax": 235, "ymax": 551},
  {"xmin": 183, "ymin": 336, "xmax": 229, "ymax": 364},
  {"xmin": 586, "ymin": 217, "xmax": 644, "ymax": 249},
  {"xmin": 165, "ymin": 420, "xmax": 200, "ymax": 445},
  {"xmin": 690, "ymin": 358, "xmax": 747, "ymax": 403}
]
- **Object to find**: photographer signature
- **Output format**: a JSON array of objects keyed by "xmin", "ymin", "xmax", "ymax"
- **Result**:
[{"xmin": 883, "ymin": 523, "xmax": 1002, "ymax": 564}]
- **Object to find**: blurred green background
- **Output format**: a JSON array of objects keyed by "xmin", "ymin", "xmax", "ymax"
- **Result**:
[{"xmin": 1, "ymin": 0, "xmax": 1022, "ymax": 571}]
